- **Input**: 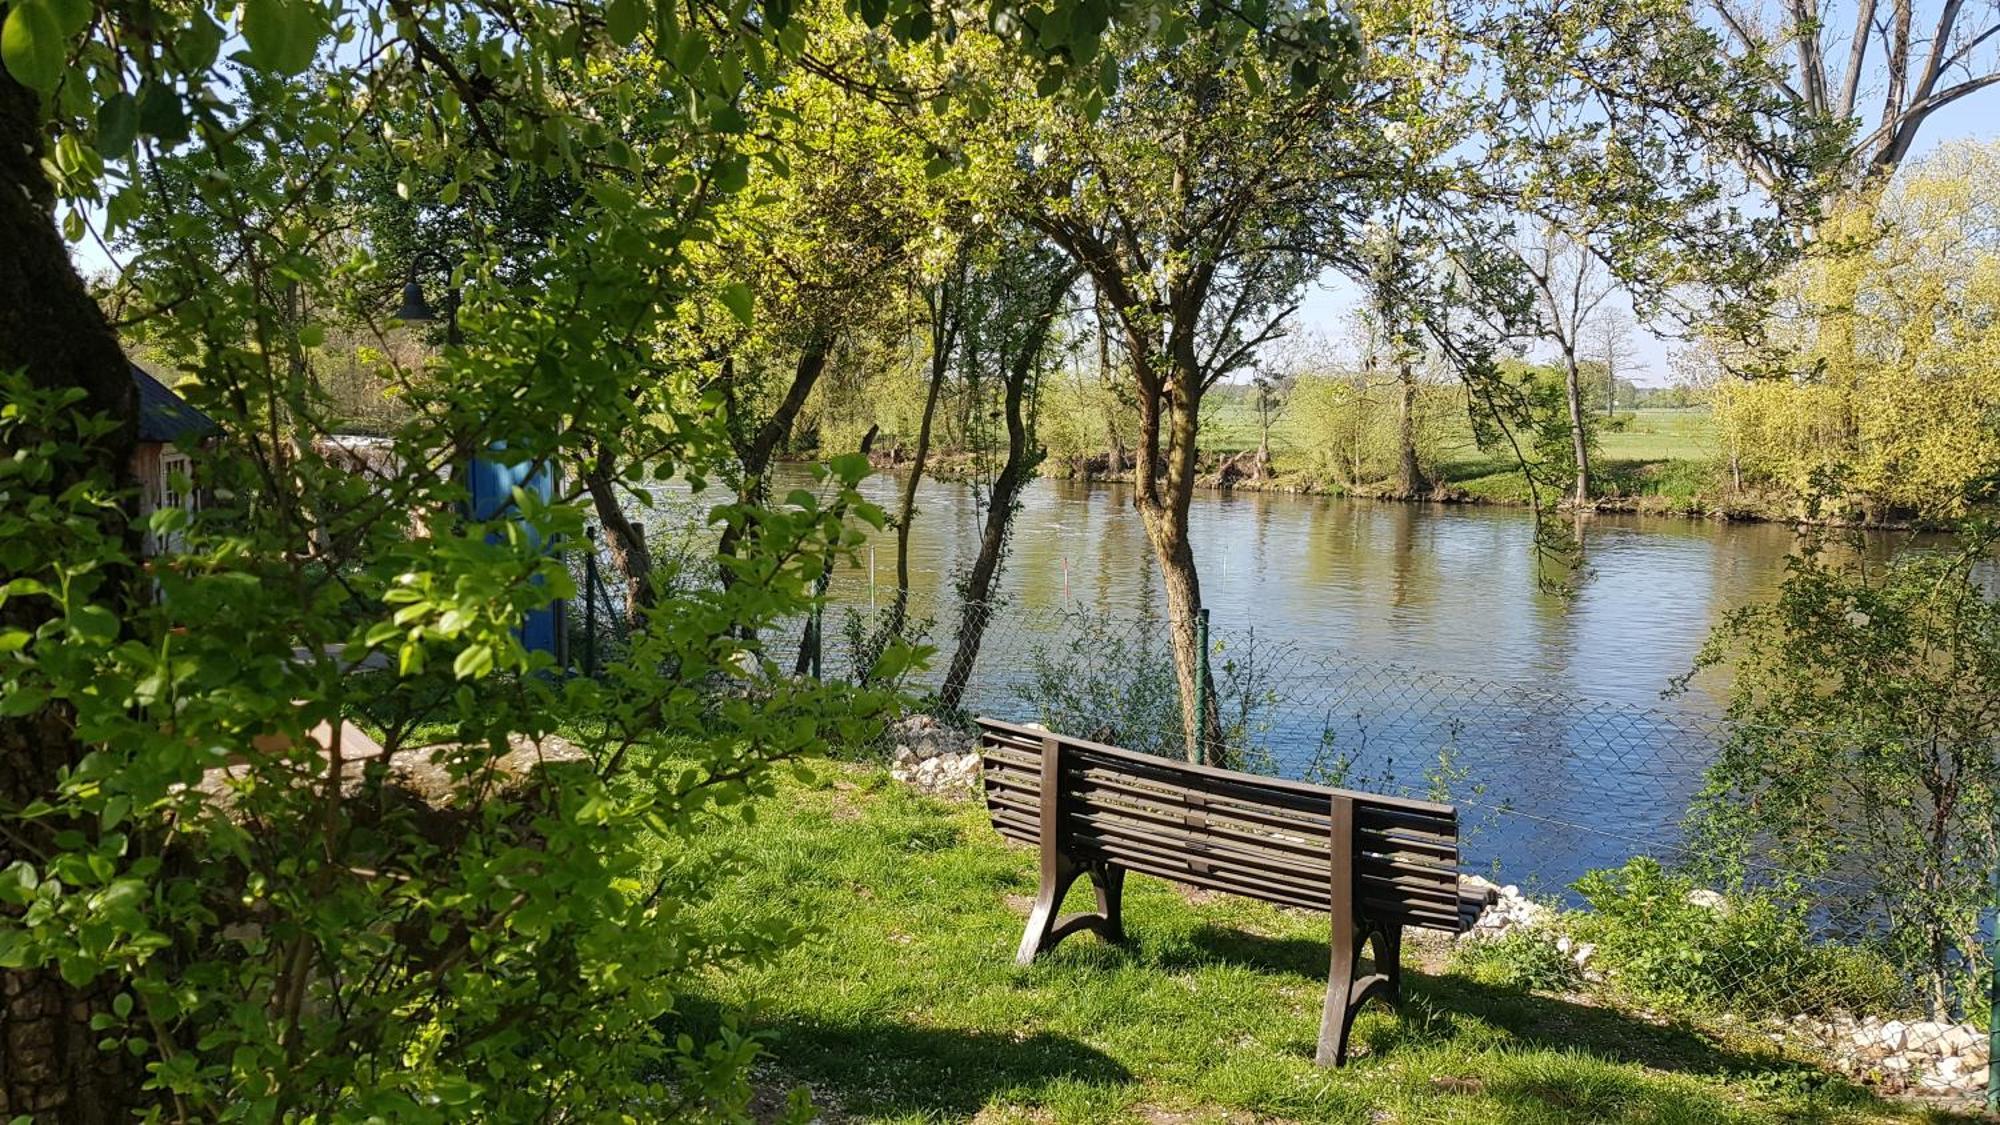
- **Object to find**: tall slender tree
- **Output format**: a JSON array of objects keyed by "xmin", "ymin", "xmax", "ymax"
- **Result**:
[
  {"xmin": 1519, "ymin": 224, "xmax": 1615, "ymax": 504},
  {"xmin": 977, "ymin": 14, "xmax": 1374, "ymax": 763},
  {"xmin": 940, "ymin": 239, "xmax": 1079, "ymax": 709}
]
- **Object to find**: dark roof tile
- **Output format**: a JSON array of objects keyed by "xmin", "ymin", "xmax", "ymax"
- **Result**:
[{"xmin": 132, "ymin": 364, "xmax": 220, "ymax": 444}]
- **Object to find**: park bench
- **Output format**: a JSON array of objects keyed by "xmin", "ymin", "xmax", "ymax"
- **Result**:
[{"xmin": 975, "ymin": 716, "xmax": 1488, "ymax": 1066}]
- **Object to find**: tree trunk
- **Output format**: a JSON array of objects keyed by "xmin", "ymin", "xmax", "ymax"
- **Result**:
[
  {"xmin": 578, "ymin": 443, "xmax": 653, "ymax": 633},
  {"xmin": 940, "ymin": 270, "xmax": 1069, "ymax": 711},
  {"xmin": 1095, "ymin": 296, "xmax": 1125, "ymax": 474},
  {"xmin": 1393, "ymin": 359, "xmax": 1429, "ymax": 497},
  {"xmin": 885, "ymin": 291, "xmax": 956, "ymax": 649},
  {"xmin": 716, "ymin": 332, "xmax": 833, "ymax": 577},
  {"xmin": 1132, "ymin": 347, "xmax": 1224, "ymax": 766},
  {"xmin": 1, "ymin": 43, "xmax": 144, "ymax": 1122},
  {"xmin": 1562, "ymin": 350, "xmax": 1591, "ymax": 504}
]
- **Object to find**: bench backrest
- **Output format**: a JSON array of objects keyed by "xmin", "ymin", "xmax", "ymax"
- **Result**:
[{"xmin": 977, "ymin": 717, "xmax": 1467, "ymax": 932}]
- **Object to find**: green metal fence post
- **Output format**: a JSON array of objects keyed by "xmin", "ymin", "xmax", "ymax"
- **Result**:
[
  {"xmin": 1194, "ymin": 607, "xmax": 1211, "ymax": 766},
  {"xmin": 1988, "ymin": 861, "xmax": 1998, "ymax": 1113},
  {"xmin": 583, "ymin": 525, "xmax": 598, "ymax": 680},
  {"xmin": 809, "ymin": 570, "xmax": 829, "ymax": 680}
]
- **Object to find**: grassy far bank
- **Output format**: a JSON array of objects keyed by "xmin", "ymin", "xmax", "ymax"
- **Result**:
[
  {"xmin": 1197, "ymin": 404, "xmax": 1725, "ymax": 512},
  {"xmin": 662, "ymin": 757, "xmax": 1969, "ymax": 1124},
  {"xmin": 1449, "ymin": 408, "xmax": 1721, "ymax": 509},
  {"xmin": 1449, "ymin": 421, "xmax": 1718, "ymax": 510}
]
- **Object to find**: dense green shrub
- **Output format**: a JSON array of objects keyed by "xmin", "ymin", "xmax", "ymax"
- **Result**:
[
  {"xmin": 1687, "ymin": 533, "xmax": 2000, "ymax": 1018},
  {"xmin": 1452, "ymin": 929, "xmax": 1584, "ymax": 994},
  {"xmin": 0, "ymin": 371, "xmax": 898, "ymax": 1119},
  {"xmin": 1571, "ymin": 858, "xmax": 1900, "ymax": 1018},
  {"xmin": 1022, "ymin": 609, "xmax": 1186, "ymax": 756}
]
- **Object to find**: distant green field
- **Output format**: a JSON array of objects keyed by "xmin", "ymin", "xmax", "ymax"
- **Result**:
[
  {"xmin": 1204, "ymin": 403, "xmax": 1722, "ymax": 507},
  {"xmin": 1597, "ymin": 407, "xmax": 1718, "ymax": 463},
  {"xmin": 1201, "ymin": 401, "xmax": 1717, "ymax": 462},
  {"xmin": 1199, "ymin": 397, "xmax": 1279, "ymax": 454}
]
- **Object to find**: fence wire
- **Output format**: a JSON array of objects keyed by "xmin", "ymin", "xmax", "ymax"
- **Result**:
[
  {"xmin": 805, "ymin": 587, "xmax": 1996, "ymax": 1100},
  {"xmin": 568, "ymin": 539, "xmax": 1997, "ymax": 1101}
]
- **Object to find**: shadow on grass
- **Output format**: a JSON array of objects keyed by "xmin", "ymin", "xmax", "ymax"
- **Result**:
[
  {"xmin": 668, "ymin": 997, "xmax": 1133, "ymax": 1120},
  {"xmin": 1152, "ymin": 924, "xmax": 1883, "ymax": 1093},
  {"xmin": 675, "ymin": 925, "xmax": 1956, "ymax": 1122}
]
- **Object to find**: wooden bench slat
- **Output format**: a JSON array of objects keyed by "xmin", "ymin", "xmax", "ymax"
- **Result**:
[
  {"xmin": 1054, "ymin": 769, "xmax": 1460, "ymax": 862},
  {"xmin": 1072, "ymin": 838, "xmax": 1331, "ymax": 912},
  {"xmin": 1066, "ymin": 806, "xmax": 1462, "ymax": 909},
  {"xmin": 979, "ymin": 717, "xmax": 1457, "ymax": 817},
  {"xmin": 982, "ymin": 744, "xmax": 1043, "ymax": 771},
  {"xmin": 1062, "ymin": 760, "xmax": 1457, "ymax": 839},
  {"xmin": 1068, "ymin": 821, "xmax": 1333, "ymax": 899},
  {"xmin": 1068, "ymin": 783, "xmax": 1330, "ymax": 855},
  {"xmin": 990, "ymin": 791, "xmax": 1462, "ymax": 914}
]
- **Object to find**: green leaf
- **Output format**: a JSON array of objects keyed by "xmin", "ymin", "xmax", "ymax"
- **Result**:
[
  {"xmin": 136, "ymin": 81, "xmax": 187, "ymax": 144},
  {"xmin": 180, "ymin": 11, "xmax": 224, "ymax": 70},
  {"xmin": 0, "ymin": 685, "xmax": 48, "ymax": 717},
  {"xmin": 97, "ymin": 92, "xmax": 138, "ymax": 156},
  {"xmin": 241, "ymin": 0, "xmax": 320, "ymax": 76},
  {"xmin": 47, "ymin": 0, "xmax": 87, "ymax": 35},
  {"xmin": 605, "ymin": 0, "xmax": 643, "ymax": 46},
  {"xmin": 719, "ymin": 283, "xmax": 754, "ymax": 327},
  {"xmin": 69, "ymin": 604, "xmax": 118, "ymax": 644},
  {"xmin": 2, "ymin": 0, "xmax": 66, "ymax": 95},
  {"xmin": 0, "ymin": 860, "xmax": 38, "ymax": 906},
  {"xmin": 452, "ymin": 642, "xmax": 495, "ymax": 679}
]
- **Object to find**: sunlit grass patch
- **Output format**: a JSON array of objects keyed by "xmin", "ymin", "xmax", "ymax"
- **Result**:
[{"xmin": 662, "ymin": 760, "xmax": 1966, "ymax": 1123}]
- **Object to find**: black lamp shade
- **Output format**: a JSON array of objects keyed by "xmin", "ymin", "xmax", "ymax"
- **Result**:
[{"xmin": 396, "ymin": 280, "xmax": 436, "ymax": 322}]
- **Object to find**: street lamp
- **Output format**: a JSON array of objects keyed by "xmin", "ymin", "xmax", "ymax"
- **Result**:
[{"xmin": 394, "ymin": 249, "xmax": 462, "ymax": 346}]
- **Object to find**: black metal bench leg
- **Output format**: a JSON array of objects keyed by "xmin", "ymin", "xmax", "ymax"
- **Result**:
[
  {"xmin": 1317, "ymin": 919, "xmax": 1403, "ymax": 1066},
  {"xmin": 1021, "ymin": 859, "xmax": 1128, "ymax": 962},
  {"xmin": 1379, "ymin": 923, "xmax": 1403, "ymax": 1004}
]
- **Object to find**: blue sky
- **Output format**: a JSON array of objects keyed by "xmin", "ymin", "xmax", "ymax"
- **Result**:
[{"xmin": 1293, "ymin": 96, "xmax": 2000, "ymax": 385}]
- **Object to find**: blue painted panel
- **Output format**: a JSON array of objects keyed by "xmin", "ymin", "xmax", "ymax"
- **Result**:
[{"xmin": 466, "ymin": 446, "xmax": 564, "ymax": 659}]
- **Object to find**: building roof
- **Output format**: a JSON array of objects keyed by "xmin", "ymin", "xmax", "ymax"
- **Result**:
[{"xmin": 132, "ymin": 364, "xmax": 219, "ymax": 444}]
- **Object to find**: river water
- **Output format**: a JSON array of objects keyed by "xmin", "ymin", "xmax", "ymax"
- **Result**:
[{"xmin": 702, "ymin": 467, "xmax": 1921, "ymax": 890}]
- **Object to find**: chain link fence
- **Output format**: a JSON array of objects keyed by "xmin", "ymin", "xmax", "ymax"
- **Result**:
[
  {"xmin": 803, "ymin": 587, "xmax": 1998, "ymax": 1103},
  {"xmin": 567, "ymin": 529, "xmax": 1999, "ymax": 1104}
]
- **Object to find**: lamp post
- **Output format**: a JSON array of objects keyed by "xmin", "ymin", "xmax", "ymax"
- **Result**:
[{"xmin": 393, "ymin": 249, "xmax": 462, "ymax": 347}]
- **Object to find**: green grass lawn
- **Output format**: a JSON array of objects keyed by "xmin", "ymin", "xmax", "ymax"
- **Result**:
[
  {"xmin": 1597, "ymin": 407, "xmax": 1719, "ymax": 462},
  {"xmin": 1431, "ymin": 408, "xmax": 1720, "ymax": 507},
  {"xmin": 1193, "ymin": 402, "xmax": 1722, "ymax": 509},
  {"xmin": 667, "ymin": 762, "xmax": 1965, "ymax": 1124}
]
